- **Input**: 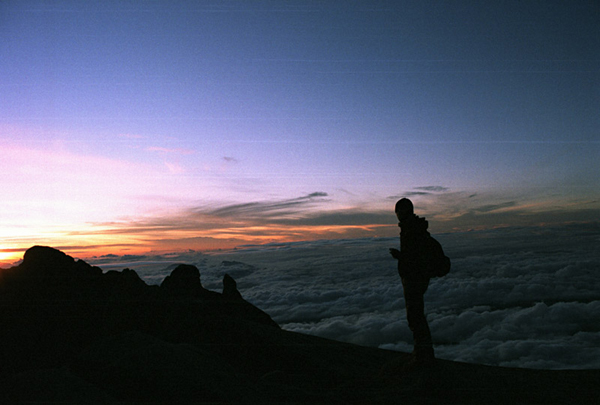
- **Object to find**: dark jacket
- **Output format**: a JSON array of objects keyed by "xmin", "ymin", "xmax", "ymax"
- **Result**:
[{"xmin": 398, "ymin": 214, "xmax": 430, "ymax": 280}]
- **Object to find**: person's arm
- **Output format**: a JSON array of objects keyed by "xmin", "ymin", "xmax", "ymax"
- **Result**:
[{"xmin": 396, "ymin": 233, "xmax": 428, "ymax": 278}]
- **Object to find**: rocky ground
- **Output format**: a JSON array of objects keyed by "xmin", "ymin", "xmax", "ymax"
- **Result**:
[{"xmin": 1, "ymin": 246, "xmax": 598, "ymax": 404}]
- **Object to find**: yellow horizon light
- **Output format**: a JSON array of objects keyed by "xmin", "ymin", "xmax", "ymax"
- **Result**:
[{"xmin": 0, "ymin": 250, "xmax": 22, "ymax": 267}]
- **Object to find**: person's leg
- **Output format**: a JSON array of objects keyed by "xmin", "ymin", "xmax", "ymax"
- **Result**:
[{"xmin": 403, "ymin": 279, "xmax": 434, "ymax": 363}]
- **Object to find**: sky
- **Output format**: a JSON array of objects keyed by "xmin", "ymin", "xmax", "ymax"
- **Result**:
[
  {"xmin": 1, "ymin": 0, "xmax": 599, "ymax": 265},
  {"xmin": 89, "ymin": 223, "xmax": 600, "ymax": 370}
]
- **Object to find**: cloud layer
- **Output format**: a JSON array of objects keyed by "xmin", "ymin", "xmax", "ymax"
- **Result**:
[{"xmin": 90, "ymin": 223, "xmax": 600, "ymax": 370}]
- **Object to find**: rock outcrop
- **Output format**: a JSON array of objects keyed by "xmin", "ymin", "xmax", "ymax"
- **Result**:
[
  {"xmin": 160, "ymin": 263, "xmax": 203, "ymax": 297},
  {"xmin": 0, "ymin": 246, "xmax": 280, "ymax": 402},
  {"xmin": 222, "ymin": 273, "xmax": 243, "ymax": 299}
]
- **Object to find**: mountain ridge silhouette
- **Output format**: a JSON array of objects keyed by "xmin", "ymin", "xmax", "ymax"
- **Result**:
[{"xmin": 0, "ymin": 246, "xmax": 597, "ymax": 404}]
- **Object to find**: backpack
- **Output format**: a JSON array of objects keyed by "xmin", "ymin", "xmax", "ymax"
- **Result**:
[{"xmin": 423, "ymin": 236, "xmax": 451, "ymax": 278}]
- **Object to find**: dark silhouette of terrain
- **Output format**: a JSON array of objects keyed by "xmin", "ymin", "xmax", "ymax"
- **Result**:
[{"xmin": 0, "ymin": 246, "xmax": 598, "ymax": 404}]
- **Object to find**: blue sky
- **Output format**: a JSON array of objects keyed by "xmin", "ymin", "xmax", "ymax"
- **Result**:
[{"xmin": 1, "ymin": 0, "xmax": 598, "ymax": 262}]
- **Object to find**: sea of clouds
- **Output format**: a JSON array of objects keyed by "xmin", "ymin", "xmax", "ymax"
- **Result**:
[{"xmin": 91, "ymin": 223, "xmax": 600, "ymax": 370}]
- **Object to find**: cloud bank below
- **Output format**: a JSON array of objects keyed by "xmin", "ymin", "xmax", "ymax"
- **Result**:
[{"xmin": 87, "ymin": 223, "xmax": 600, "ymax": 370}]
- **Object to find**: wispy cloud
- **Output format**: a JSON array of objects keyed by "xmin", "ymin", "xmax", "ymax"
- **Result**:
[
  {"xmin": 2, "ymin": 139, "xmax": 596, "ymax": 265},
  {"xmin": 204, "ymin": 192, "xmax": 330, "ymax": 219},
  {"xmin": 146, "ymin": 146, "xmax": 195, "ymax": 155},
  {"xmin": 59, "ymin": 192, "xmax": 391, "ymax": 256},
  {"xmin": 415, "ymin": 186, "xmax": 450, "ymax": 193},
  {"xmin": 118, "ymin": 134, "xmax": 145, "ymax": 139},
  {"xmin": 385, "ymin": 187, "xmax": 600, "ymax": 233},
  {"xmin": 273, "ymin": 210, "xmax": 392, "ymax": 227},
  {"xmin": 164, "ymin": 161, "xmax": 186, "ymax": 174},
  {"xmin": 472, "ymin": 201, "xmax": 517, "ymax": 213},
  {"xmin": 49, "ymin": 189, "xmax": 600, "ymax": 260},
  {"xmin": 388, "ymin": 185, "xmax": 451, "ymax": 199}
]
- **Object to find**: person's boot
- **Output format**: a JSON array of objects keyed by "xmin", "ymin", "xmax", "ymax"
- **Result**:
[
  {"xmin": 403, "ymin": 349, "xmax": 431, "ymax": 372},
  {"xmin": 414, "ymin": 347, "xmax": 436, "ymax": 368}
]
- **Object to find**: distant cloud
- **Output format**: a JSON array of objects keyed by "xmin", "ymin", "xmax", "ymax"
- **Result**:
[
  {"xmin": 146, "ymin": 146, "xmax": 194, "ymax": 155},
  {"xmin": 73, "ymin": 192, "xmax": 343, "ymax": 252},
  {"xmin": 118, "ymin": 134, "xmax": 145, "ymax": 139},
  {"xmin": 415, "ymin": 186, "xmax": 449, "ymax": 193},
  {"xmin": 389, "ymin": 185, "xmax": 450, "ymax": 199},
  {"xmin": 69, "ymin": 188, "xmax": 600, "ymax": 258},
  {"xmin": 164, "ymin": 161, "xmax": 186, "ymax": 174},
  {"xmin": 26, "ymin": 178, "xmax": 594, "ymax": 261},
  {"xmin": 223, "ymin": 156, "xmax": 238, "ymax": 163},
  {"xmin": 205, "ymin": 192, "xmax": 330, "ymax": 219},
  {"xmin": 274, "ymin": 209, "xmax": 391, "ymax": 227},
  {"xmin": 472, "ymin": 201, "xmax": 517, "ymax": 213},
  {"xmin": 306, "ymin": 192, "xmax": 328, "ymax": 198},
  {"xmin": 383, "ymin": 188, "xmax": 600, "ymax": 233},
  {"xmin": 336, "ymin": 188, "xmax": 356, "ymax": 196}
]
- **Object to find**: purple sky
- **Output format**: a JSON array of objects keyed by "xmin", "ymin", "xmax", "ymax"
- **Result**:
[{"xmin": 1, "ymin": 0, "xmax": 598, "ymax": 263}]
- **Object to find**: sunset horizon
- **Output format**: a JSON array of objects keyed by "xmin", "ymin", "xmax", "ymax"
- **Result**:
[
  {"xmin": 2, "ymin": 206, "xmax": 597, "ymax": 268},
  {"xmin": 1, "ymin": 1, "xmax": 598, "ymax": 266}
]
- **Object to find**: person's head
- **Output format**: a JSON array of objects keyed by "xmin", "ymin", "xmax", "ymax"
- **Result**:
[{"xmin": 395, "ymin": 198, "xmax": 414, "ymax": 221}]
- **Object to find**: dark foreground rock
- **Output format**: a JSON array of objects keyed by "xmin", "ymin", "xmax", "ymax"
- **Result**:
[{"xmin": 1, "ymin": 246, "xmax": 598, "ymax": 404}]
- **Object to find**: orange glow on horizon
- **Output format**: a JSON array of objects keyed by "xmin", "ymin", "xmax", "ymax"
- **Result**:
[
  {"xmin": 0, "ymin": 247, "xmax": 24, "ymax": 268},
  {"xmin": 0, "ymin": 222, "xmax": 395, "ymax": 265},
  {"xmin": 3, "ymin": 200, "xmax": 593, "ymax": 266}
]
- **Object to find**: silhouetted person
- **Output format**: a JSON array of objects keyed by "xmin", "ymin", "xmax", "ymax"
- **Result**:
[{"xmin": 389, "ymin": 198, "xmax": 435, "ymax": 366}]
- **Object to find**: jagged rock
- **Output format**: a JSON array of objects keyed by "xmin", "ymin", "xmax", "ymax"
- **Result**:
[
  {"xmin": 22, "ymin": 245, "xmax": 75, "ymax": 269},
  {"xmin": 160, "ymin": 263, "xmax": 204, "ymax": 297},
  {"xmin": 20, "ymin": 245, "xmax": 102, "ymax": 279},
  {"xmin": 223, "ymin": 273, "xmax": 243, "ymax": 300},
  {"xmin": 0, "ymin": 246, "xmax": 103, "ymax": 295},
  {"xmin": 102, "ymin": 268, "xmax": 160, "ymax": 335},
  {"xmin": 0, "ymin": 247, "xmax": 279, "ymax": 380}
]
